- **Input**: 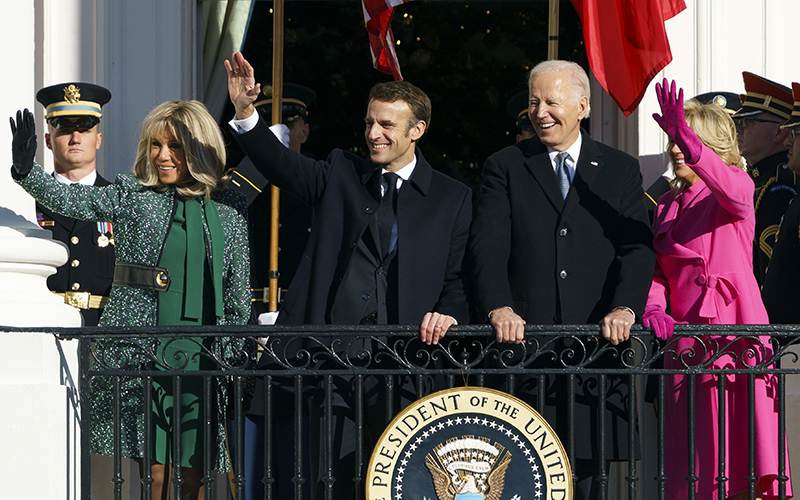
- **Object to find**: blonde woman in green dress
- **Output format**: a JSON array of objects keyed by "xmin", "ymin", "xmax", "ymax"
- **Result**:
[{"xmin": 11, "ymin": 100, "xmax": 251, "ymax": 499}]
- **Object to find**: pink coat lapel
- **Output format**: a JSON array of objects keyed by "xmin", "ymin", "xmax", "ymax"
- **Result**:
[{"xmin": 653, "ymin": 181, "xmax": 707, "ymax": 261}]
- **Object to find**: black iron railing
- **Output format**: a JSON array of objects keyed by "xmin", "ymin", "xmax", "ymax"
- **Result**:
[{"xmin": 40, "ymin": 324, "xmax": 800, "ymax": 500}]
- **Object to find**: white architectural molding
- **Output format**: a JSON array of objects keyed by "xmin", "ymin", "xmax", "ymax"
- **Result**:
[
  {"xmin": 0, "ymin": 0, "xmax": 82, "ymax": 329},
  {"xmin": 0, "ymin": 2, "xmax": 83, "ymax": 494},
  {"xmin": 0, "ymin": 332, "xmax": 81, "ymax": 499}
]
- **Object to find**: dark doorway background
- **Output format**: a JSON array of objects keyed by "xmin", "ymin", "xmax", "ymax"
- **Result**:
[{"xmin": 222, "ymin": 0, "xmax": 587, "ymax": 193}]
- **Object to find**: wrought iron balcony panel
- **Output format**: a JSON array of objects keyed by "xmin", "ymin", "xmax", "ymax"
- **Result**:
[{"xmin": 23, "ymin": 323, "xmax": 800, "ymax": 376}]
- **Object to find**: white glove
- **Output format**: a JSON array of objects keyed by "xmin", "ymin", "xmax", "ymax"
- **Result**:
[
  {"xmin": 269, "ymin": 124, "xmax": 290, "ymax": 148},
  {"xmin": 256, "ymin": 311, "xmax": 279, "ymax": 348},
  {"xmin": 258, "ymin": 311, "xmax": 279, "ymax": 325}
]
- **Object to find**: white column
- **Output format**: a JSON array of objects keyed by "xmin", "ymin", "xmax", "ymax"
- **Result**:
[
  {"xmin": 0, "ymin": 2, "xmax": 88, "ymax": 498},
  {"xmin": 0, "ymin": 0, "xmax": 82, "ymax": 327},
  {"xmin": 0, "ymin": 332, "xmax": 81, "ymax": 499}
]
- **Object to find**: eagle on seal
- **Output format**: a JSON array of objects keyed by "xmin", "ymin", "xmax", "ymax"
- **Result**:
[{"xmin": 425, "ymin": 451, "xmax": 511, "ymax": 500}]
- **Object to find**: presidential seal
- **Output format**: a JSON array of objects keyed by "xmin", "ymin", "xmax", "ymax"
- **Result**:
[{"xmin": 366, "ymin": 387, "xmax": 572, "ymax": 500}]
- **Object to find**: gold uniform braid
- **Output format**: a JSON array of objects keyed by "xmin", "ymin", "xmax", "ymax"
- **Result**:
[
  {"xmin": 760, "ymin": 224, "xmax": 780, "ymax": 258},
  {"xmin": 754, "ymin": 175, "xmax": 777, "ymax": 215}
]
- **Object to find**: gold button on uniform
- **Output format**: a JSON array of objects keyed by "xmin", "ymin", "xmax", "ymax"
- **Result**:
[
  {"xmin": 70, "ymin": 236, "xmax": 79, "ymax": 244},
  {"xmin": 71, "ymin": 283, "xmax": 80, "ymax": 291},
  {"xmin": 71, "ymin": 259, "xmax": 80, "ymax": 267}
]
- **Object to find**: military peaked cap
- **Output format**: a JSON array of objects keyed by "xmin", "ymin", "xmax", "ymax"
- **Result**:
[
  {"xmin": 254, "ymin": 83, "xmax": 316, "ymax": 124},
  {"xmin": 36, "ymin": 82, "xmax": 111, "ymax": 129},
  {"xmin": 733, "ymin": 72, "xmax": 792, "ymax": 120}
]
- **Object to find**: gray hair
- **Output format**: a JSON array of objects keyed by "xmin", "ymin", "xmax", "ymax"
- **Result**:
[{"xmin": 528, "ymin": 60, "xmax": 592, "ymax": 118}]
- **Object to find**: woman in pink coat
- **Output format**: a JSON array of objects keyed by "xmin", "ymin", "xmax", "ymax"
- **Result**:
[{"xmin": 643, "ymin": 80, "xmax": 791, "ymax": 500}]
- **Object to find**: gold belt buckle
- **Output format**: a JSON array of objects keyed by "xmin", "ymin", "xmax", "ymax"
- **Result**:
[
  {"xmin": 64, "ymin": 291, "xmax": 90, "ymax": 310},
  {"xmin": 156, "ymin": 271, "xmax": 169, "ymax": 289}
]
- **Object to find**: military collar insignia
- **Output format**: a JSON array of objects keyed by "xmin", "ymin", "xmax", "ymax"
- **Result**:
[{"xmin": 367, "ymin": 387, "xmax": 572, "ymax": 500}]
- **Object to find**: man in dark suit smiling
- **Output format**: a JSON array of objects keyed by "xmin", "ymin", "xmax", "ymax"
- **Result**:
[
  {"xmin": 226, "ymin": 51, "xmax": 472, "ymax": 499},
  {"xmin": 225, "ymin": 51, "xmax": 471, "ymax": 336},
  {"xmin": 469, "ymin": 60, "xmax": 654, "ymax": 499}
]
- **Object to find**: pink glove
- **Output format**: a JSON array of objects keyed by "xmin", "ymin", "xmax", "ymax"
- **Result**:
[
  {"xmin": 652, "ymin": 79, "xmax": 703, "ymax": 165},
  {"xmin": 642, "ymin": 308, "xmax": 685, "ymax": 340}
]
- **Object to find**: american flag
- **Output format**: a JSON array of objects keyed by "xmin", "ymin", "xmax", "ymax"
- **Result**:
[{"xmin": 362, "ymin": 0, "xmax": 412, "ymax": 80}]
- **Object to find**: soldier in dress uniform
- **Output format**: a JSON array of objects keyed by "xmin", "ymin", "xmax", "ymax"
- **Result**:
[
  {"xmin": 761, "ymin": 82, "xmax": 800, "ymax": 323},
  {"xmin": 644, "ymin": 91, "xmax": 741, "ymax": 224},
  {"xmin": 228, "ymin": 82, "xmax": 316, "ymax": 320},
  {"xmin": 732, "ymin": 72, "xmax": 798, "ymax": 285},
  {"xmin": 226, "ymin": 82, "xmax": 316, "ymax": 500},
  {"xmin": 506, "ymin": 89, "xmax": 536, "ymax": 143},
  {"xmin": 35, "ymin": 82, "xmax": 114, "ymax": 326}
]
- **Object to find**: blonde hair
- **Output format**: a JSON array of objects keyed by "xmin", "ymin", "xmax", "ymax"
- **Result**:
[
  {"xmin": 670, "ymin": 98, "xmax": 745, "ymax": 191},
  {"xmin": 133, "ymin": 100, "xmax": 228, "ymax": 199}
]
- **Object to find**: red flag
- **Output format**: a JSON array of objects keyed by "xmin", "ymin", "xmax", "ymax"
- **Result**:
[
  {"xmin": 362, "ymin": 0, "xmax": 411, "ymax": 80},
  {"xmin": 571, "ymin": 0, "xmax": 686, "ymax": 117}
]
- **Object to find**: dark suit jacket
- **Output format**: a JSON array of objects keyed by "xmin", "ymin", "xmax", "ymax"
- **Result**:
[
  {"xmin": 37, "ymin": 173, "xmax": 115, "ymax": 326},
  {"xmin": 235, "ymin": 118, "xmax": 472, "ymax": 326},
  {"xmin": 228, "ymin": 156, "xmax": 312, "ymax": 316},
  {"xmin": 470, "ymin": 130, "xmax": 654, "ymax": 324},
  {"xmin": 469, "ymin": 131, "xmax": 654, "ymax": 461}
]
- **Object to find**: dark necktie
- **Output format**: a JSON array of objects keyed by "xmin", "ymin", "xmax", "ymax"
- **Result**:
[
  {"xmin": 555, "ymin": 152, "xmax": 571, "ymax": 199},
  {"xmin": 377, "ymin": 172, "xmax": 399, "ymax": 257}
]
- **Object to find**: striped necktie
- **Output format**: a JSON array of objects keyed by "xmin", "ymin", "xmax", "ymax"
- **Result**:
[{"xmin": 555, "ymin": 152, "xmax": 571, "ymax": 199}]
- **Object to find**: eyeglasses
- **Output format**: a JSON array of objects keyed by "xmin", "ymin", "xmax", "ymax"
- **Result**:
[
  {"xmin": 791, "ymin": 129, "xmax": 799, "ymax": 141},
  {"xmin": 734, "ymin": 116, "xmax": 784, "ymax": 129}
]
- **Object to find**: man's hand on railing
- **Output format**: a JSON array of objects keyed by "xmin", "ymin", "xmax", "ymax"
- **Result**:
[
  {"xmin": 601, "ymin": 308, "xmax": 635, "ymax": 345},
  {"xmin": 489, "ymin": 307, "xmax": 526, "ymax": 344},
  {"xmin": 420, "ymin": 312, "xmax": 456, "ymax": 345}
]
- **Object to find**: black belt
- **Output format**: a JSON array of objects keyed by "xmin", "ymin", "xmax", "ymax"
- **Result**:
[{"xmin": 113, "ymin": 261, "xmax": 171, "ymax": 292}]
